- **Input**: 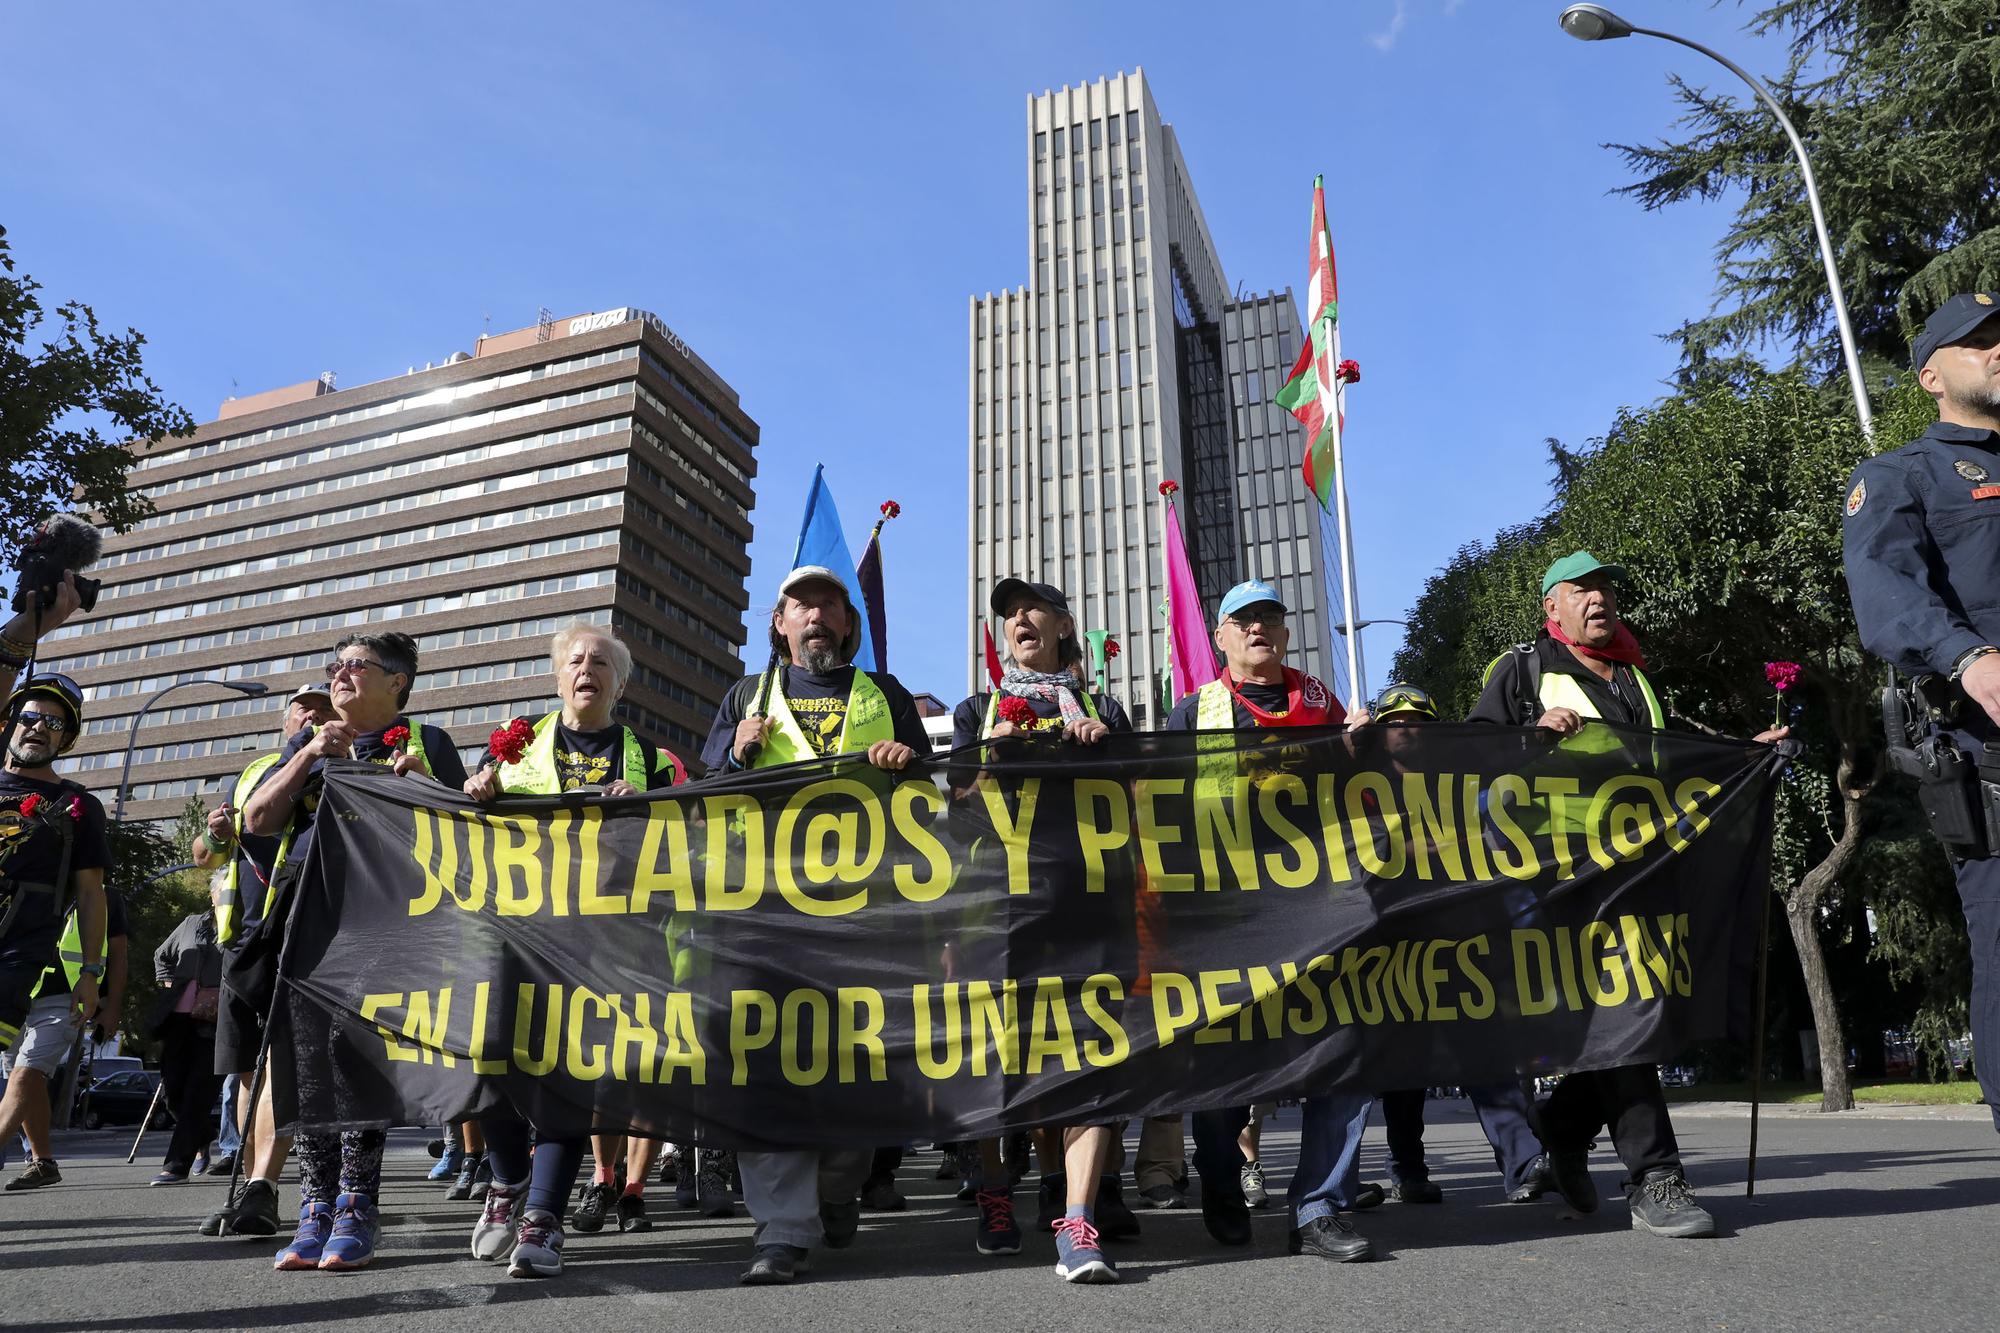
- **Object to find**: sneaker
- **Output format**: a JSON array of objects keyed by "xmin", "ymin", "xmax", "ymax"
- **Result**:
[
  {"xmin": 318, "ymin": 1191, "xmax": 380, "ymax": 1271},
  {"xmin": 1094, "ymin": 1174, "xmax": 1140, "ymax": 1241},
  {"xmin": 150, "ymin": 1167, "xmax": 191, "ymax": 1186},
  {"xmin": 861, "ymin": 1176, "xmax": 908, "ymax": 1211},
  {"xmin": 740, "ymin": 1243, "xmax": 809, "ymax": 1285},
  {"xmin": 1627, "ymin": 1168, "xmax": 1715, "ymax": 1239},
  {"xmin": 974, "ymin": 1187, "xmax": 1022, "ymax": 1256},
  {"xmin": 617, "ymin": 1191, "xmax": 652, "ymax": 1233},
  {"xmin": 674, "ymin": 1150, "xmax": 698, "ymax": 1207},
  {"xmin": 205, "ymin": 1152, "xmax": 239, "ymax": 1177},
  {"xmin": 1003, "ymin": 1133, "xmax": 1032, "ymax": 1187},
  {"xmin": 205, "ymin": 1178, "xmax": 281, "ymax": 1236},
  {"xmin": 697, "ymin": 1150, "xmax": 737, "ymax": 1218},
  {"xmin": 428, "ymin": 1146, "xmax": 464, "ymax": 1182},
  {"xmin": 1051, "ymin": 1215, "xmax": 1117, "ymax": 1283},
  {"xmin": 274, "ymin": 1200, "xmax": 334, "ymax": 1271},
  {"xmin": 1352, "ymin": 1181, "xmax": 1386, "ymax": 1210},
  {"xmin": 1506, "ymin": 1153, "xmax": 1554, "ymax": 1204},
  {"xmin": 4, "ymin": 1158, "xmax": 60, "ymax": 1191},
  {"xmin": 934, "ymin": 1146, "xmax": 961, "ymax": 1180},
  {"xmin": 446, "ymin": 1154, "xmax": 489, "ymax": 1202},
  {"xmin": 820, "ymin": 1197, "xmax": 861, "ymax": 1249},
  {"xmin": 1240, "ymin": 1159, "xmax": 1270, "ymax": 1209},
  {"xmin": 572, "ymin": 1181, "xmax": 613, "ymax": 1234},
  {"xmin": 1036, "ymin": 1173, "xmax": 1064, "ymax": 1232},
  {"xmin": 1388, "ymin": 1176, "xmax": 1444, "ymax": 1204},
  {"xmin": 1201, "ymin": 1182, "xmax": 1252, "ymax": 1246},
  {"xmin": 1288, "ymin": 1214, "xmax": 1373, "ymax": 1262},
  {"xmin": 472, "ymin": 1181, "xmax": 524, "ymax": 1260},
  {"xmin": 508, "ymin": 1208, "xmax": 565, "ymax": 1278},
  {"xmin": 1549, "ymin": 1150, "xmax": 1600, "ymax": 1214},
  {"xmin": 1136, "ymin": 1183, "xmax": 1179, "ymax": 1209}
]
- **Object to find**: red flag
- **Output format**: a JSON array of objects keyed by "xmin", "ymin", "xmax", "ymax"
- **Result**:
[{"xmin": 982, "ymin": 623, "xmax": 1004, "ymax": 687}]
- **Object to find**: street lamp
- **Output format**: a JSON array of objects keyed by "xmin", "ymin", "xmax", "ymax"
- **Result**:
[
  {"xmin": 1334, "ymin": 618, "xmax": 1407, "ymax": 636},
  {"xmin": 1558, "ymin": 4, "xmax": 1875, "ymax": 436},
  {"xmin": 112, "ymin": 678, "xmax": 270, "ymax": 822}
]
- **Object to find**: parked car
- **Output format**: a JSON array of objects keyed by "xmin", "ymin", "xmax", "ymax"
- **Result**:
[
  {"xmin": 78, "ymin": 1070, "xmax": 170, "ymax": 1130},
  {"xmin": 1658, "ymin": 1065, "xmax": 1696, "ymax": 1089}
]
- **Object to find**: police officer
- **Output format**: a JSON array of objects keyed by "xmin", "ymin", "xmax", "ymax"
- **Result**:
[{"xmin": 1843, "ymin": 290, "xmax": 2000, "ymax": 1133}]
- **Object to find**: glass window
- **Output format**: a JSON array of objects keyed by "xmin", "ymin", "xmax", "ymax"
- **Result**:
[
  {"xmin": 1090, "ymin": 120, "xmax": 1102, "ymax": 149},
  {"xmin": 1107, "ymin": 114, "xmax": 1120, "ymax": 144},
  {"xmin": 1053, "ymin": 127, "xmax": 1065, "ymax": 155},
  {"xmin": 1036, "ymin": 131, "xmax": 1047, "ymax": 156}
]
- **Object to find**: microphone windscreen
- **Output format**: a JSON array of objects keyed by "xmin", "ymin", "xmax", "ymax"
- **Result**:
[{"xmin": 32, "ymin": 513, "xmax": 103, "ymax": 571}]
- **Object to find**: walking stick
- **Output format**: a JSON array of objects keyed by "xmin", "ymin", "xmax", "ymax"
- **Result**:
[
  {"xmin": 127, "ymin": 1078, "xmax": 165, "ymax": 1165},
  {"xmin": 1745, "ymin": 885, "xmax": 1774, "ymax": 1198}
]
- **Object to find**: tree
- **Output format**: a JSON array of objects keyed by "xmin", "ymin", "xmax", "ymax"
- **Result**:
[
  {"xmin": 0, "ymin": 224, "xmax": 193, "ymax": 549},
  {"xmin": 1612, "ymin": 0, "xmax": 2000, "ymax": 373}
]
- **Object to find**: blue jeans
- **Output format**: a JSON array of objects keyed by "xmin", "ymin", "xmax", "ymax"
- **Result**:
[
  {"xmin": 1289, "ymin": 1093, "xmax": 1373, "ymax": 1226},
  {"xmin": 216, "ymin": 1074, "xmax": 242, "ymax": 1157},
  {"xmin": 1468, "ymin": 1081, "xmax": 1546, "ymax": 1192}
]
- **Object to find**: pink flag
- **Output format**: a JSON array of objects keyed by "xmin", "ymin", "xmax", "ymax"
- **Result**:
[{"xmin": 1161, "ymin": 487, "xmax": 1219, "ymax": 700}]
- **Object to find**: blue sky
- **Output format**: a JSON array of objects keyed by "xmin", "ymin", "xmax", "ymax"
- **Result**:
[{"xmin": 8, "ymin": 1, "xmax": 1795, "ymax": 707}]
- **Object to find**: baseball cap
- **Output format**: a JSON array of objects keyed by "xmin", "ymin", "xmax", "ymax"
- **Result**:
[
  {"xmin": 1218, "ymin": 579, "xmax": 1286, "ymax": 620},
  {"xmin": 1912, "ymin": 292, "xmax": 2000, "ymax": 371},
  {"xmin": 989, "ymin": 578, "xmax": 1070, "ymax": 618},
  {"xmin": 1540, "ymin": 551, "xmax": 1626, "ymax": 598},
  {"xmin": 288, "ymin": 682, "xmax": 333, "ymax": 708},
  {"xmin": 778, "ymin": 564, "xmax": 851, "ymax": 600}
]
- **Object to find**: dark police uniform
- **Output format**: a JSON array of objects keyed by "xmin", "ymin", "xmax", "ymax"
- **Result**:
[{"xmin": 1844, "ymin": 414, "xmax": 2000, "ymax": 1132}]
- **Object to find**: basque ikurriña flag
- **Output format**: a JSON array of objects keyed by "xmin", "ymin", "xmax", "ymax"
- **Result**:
[{"xmin": 1274, "ymin": 175, "xmax": 1348, "ymax": 511}]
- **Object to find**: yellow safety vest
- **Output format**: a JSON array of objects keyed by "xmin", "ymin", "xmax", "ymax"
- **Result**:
[
  {"xmin": 214, "ymin": 752, "xmax": 282, "ymax": 945},
  {"xmin": 264, "ymin": 720, "xmax": 433, "ymax": 893},
  {"xmin": 750, "ymin": 669, "xmax": 894, "ymax": 767},
  {"xmin": 1538, "ymin": 665, "xmax": 1665, "ymax": 753},
  {"xmin": 32, "ymin": 907, "xmax": 105, "ymax": 1000},
  {"xmin": 495, "ymin": 712, "xmax": 680, "ymax": 793}
]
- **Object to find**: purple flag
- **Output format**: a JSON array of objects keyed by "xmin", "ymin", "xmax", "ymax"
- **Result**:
[{"xmin": 1162, "ymin": 492, "xmax": 1219, "ymax": 699}]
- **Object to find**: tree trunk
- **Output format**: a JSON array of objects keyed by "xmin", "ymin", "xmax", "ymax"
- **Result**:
[{"xmin": 1782, "ymin": 738, "xmax": 1878, "ymax": 1113}]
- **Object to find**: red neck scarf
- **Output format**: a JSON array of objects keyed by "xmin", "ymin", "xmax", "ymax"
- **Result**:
[
  {"xmin": 1544, "ymin": 618, "xmax": 1647, "ymax": 670},
  {"xmin": 1223, "ymin": 667, "xmax": 1342, "ymax": 727}
]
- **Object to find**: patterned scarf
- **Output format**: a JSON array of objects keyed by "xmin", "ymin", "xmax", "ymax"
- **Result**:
[{"xmin": 998, "ymin": 667, "xmax": 1089, "ymax": 727}]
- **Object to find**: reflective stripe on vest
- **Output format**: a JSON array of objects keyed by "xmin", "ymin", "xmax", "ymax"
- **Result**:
[
  {"xmin": 497, "ymin": 712, "xmax": 677, "ymax": 794},
  {"xmin": 214, "ymin": 751, "xmax": 282, "ymax": 945},
  {"xmin": 752, "ymin": 670, "xmax": 894, "ymax": 767}
]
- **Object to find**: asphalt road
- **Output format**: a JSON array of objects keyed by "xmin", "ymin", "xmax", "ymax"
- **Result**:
[{"xmin": 1, "ymin": 1100, "xmax": 1995, "ymax": 1333}]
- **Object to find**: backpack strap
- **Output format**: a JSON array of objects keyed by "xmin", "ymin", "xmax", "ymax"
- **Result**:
[{"xmin": 1512, "ymin": 643, "xmax": 1542, "ymax": 726}]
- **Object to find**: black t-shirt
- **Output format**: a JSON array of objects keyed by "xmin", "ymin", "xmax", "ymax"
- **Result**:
[
  {"xmin": 1467, "ymin": 636, "xmax": 1654, "ymax": 729},
  {"xmin": 105, "ymin": 888, "xmax": 127, "ymax": 941},
  {"xmin": 701, "ymin": 665, "xmax": 931, "ymax": 771},
  {"xmin": 261, "ymin": 719, "xmax": 470, "ymax": 867},
  {"xmin": 0, "ymin": 772, "xmax": 110, "ymax": 968},
  {"xmin": 476, "ymin": 722, "xmax": 679, "ymax": 792}
]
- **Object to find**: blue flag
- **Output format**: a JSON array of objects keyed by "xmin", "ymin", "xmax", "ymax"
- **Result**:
[{"xmin": 790, "ymin": 465, "xmax": 876, "ymax": 672}]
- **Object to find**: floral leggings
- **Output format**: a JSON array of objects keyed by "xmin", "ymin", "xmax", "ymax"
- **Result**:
[{"xmin": 295, "ymin": 1129, "xmax": 386, "ymax": 1203}]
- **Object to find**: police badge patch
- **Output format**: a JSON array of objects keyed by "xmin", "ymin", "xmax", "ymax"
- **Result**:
[
  {"xmin": 1955, "ymin": 459, "xmax": 1990, "ymax": 482},
  {"xmin": 1845, "ymin": 479, "xmax": 1866, "ymax": 516}
]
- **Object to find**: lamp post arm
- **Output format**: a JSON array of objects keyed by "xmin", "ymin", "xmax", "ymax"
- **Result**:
[{"xmin": 113, "ymin": 681, "xmax": 205, "ymax": 824}]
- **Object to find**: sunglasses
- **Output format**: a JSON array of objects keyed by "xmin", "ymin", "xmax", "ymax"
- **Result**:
[
  {"xmin": 1226, "ymin": 610, "xmax": 1288, "ymax": 629},
  {"xmin": 325, "ymin": 657, "xmax": 394, "ymax": 681},
  {"xmin": 14, "ymin": 710, "xmax": 72, "ymax": 734}
]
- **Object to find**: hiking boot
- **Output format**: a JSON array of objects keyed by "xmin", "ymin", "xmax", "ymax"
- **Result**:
[
  {"xmin": 1240, "ymin": 1159, "xmax": 1270, "ymax": 1208},
  {"xmin": 1289, "ymin": 1214, "xmax": 1373, "ymax": 1262},
  {"xmin": 973, "ymin": 1187, "xmax": 1021, "ymax": 1256},
  {"xmin": 1549, "ymin": 1150, "xmax": 1600, "ymax": 1214},
  {"xmin": 1388, "ymin": 1175, "xmax": 1444, "ymax": 1204},
  {"xmin": 820, "ymin": 1197, "xmax": 861, "ymax": 1249},
  {"xmin": 572, "ymin": 1181, "xmax": 613, "ymax": 1233},
  {"xmin": 1352, "ymin": 1181, "xmax": 1385, "ymax": 1210},
  {"xmin": 207, "ymin": 1178, "xmax": 281, "ymax": 1236},
  {"xmin": 1037, "ymin": 1173, "xmax": 1064, "ymax": 1232},
  {"xmin": 428, "ymin": 1146, "xmax": 463, "ymax": 1182},
  {"xmin": 472, "ymin": 1181, "xmax": 524, "ymax": 1260},
  {"xmin": 318, "ymin": 1191, "xmax": 380, "ymax": 1270},
  {"xmin": 1506, "ymin": 1153, "xmax": 1554, "ymax": 1204},
  {"xmin": 861, "ymin": 1176, "xmax": 907, "ymax": 1211},
  {"xmin": 740, "ymin": 1243, "xmax": 809, "ymax": 1285},
  {"xmin": 4, "ymin": 1158, "xmax": 60, "ymax": 1191},
  {"xmin": 1094, "ymin": 1174, "xmax": 1139, "ymax": 1241},
  {"xmin": 1627, "ymin": 1168, "xmax": 1715, "ymax": 1239},
  {"xmin": 446, "ymin": 1153, "xmax": 487, "ymax": 1201},
  {"xmin": 274, "ymin": 1200, "xmax": 333, "ymax": 1271},
  {"xmin": 1051, "ymin": 1215, "xmax": 1117, "ymax": 1283},
  {"xmin": 674, "ymin": 1149, "xmax": 698, "ymax": 1207},
  {"xmin": 508, "ymin": 1209, "xmax": 565, "ymax": 1278},
  {"xmin": 697, "ymin": 1150, "xmax": 737, "ymax": 1218}
]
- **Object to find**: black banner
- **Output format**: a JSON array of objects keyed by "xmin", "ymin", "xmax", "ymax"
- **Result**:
[{"xmin": 276, "ymin": 723, "xmax": 1780, "ymax": 1146}]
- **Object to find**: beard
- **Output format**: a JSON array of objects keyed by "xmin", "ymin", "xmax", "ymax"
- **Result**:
[
  {"xmin": 799, "ymin": 640, "xmax": 844, "ymax": 674},
  {"xmin": 1945, "ymin": 376, "xmax": 2000, "ymax": 417},
  {"xmin": 7, "ymin": 743, "xmax": 51, "ymax": 768}
]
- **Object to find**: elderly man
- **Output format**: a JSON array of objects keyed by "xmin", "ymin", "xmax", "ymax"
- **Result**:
[
  {"xmin": 243, "ymin": 631, "xmax": 467, "ymax": 1272},
  {"xmin": 699, "ymin": 565, "xmax": 929, "ymax": 1285},
  {"xmin": 1164, "ymin": 579, "xmax": 1376, "ymax": 1263},
  {"xmin": 1844, "ymin": 292, "xmax": 2000, "ymax": 1134},
  {"xmin": 1469, "ymin": 551, "xmax": 1785, "ymax": 1240}
]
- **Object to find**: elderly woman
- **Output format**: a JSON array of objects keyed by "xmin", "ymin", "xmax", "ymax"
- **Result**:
[{"xmin": 461, "ymin": 621, "xmax": 685, "ymax": 1279}]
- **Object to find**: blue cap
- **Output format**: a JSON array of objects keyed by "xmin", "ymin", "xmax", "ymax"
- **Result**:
[
  {"xmin": 1218, "ymin": 579, "xmax": 1286, "ymax": 620},
  {"xmin": 1913, "ymin": 291, "xmax": 2000, "ymax": 370}
]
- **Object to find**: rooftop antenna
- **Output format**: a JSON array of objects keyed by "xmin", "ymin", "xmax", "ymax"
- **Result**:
[
  {"xmin": 536, "ymin": 306, "xmax": 554, "ymax": 343},
  {"xmin": 318, "ymin": 371, "xmax": 337, "ymax": 390}
]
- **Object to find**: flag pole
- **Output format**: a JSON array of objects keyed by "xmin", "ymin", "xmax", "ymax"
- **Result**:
[{"xmin": 1325, "ymin": 316, "xmax": 1367, "ymax": 706}]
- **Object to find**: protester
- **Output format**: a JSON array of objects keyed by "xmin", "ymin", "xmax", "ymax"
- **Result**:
[
  {"xmin": 1467, "ymin": 552, "xmax": 1785, "ymax": 1239},
  {"xmin": 948, "ymin": 577, "xmax": 1132, "ymax": 1281},
  {"xmin": 1843, "ymin": 291, "xmax": 2000, "ymax": 1135},
  {"xmin": 0, "ymin": 670, "xmax": 108, "ymax": 1194},
  {"xmin": 242, "ymin": 631, "xmax": 466, "ymax": 1271},
  {"xmin": 461, "ymin": 621, "xmax": 684, "ymax": 1278},
  {"xmin": 1164, "ymin": 579, "xmax": 1375, "ymax": 1262},
  {"xmin": 2, "ymin": 889, "xmax": 124, "ymax": 1191},
  {"xmin": 150, "ymin": 910, "xmax": 223, "ymax": 1185},
  {"xmin": 699, "ymin": 564, "xmax": 929, "ymax": 1285},
  {"xmin": 197, "ymin": 682, "xmax": 332, "ymax": 1238}
]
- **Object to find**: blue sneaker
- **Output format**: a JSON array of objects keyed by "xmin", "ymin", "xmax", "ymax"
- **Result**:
[
  {"xmin": 1052, "ymin": 1215, "xmax": 1117, "ymax": 1283},
  {"xmin": 429, "ymin": 1147, "xmax": 464, "ymax": 1182},
  {"xmin": 318, "ymin": 1192, "xmax": 380, "ymax": 1271},
  {"xmin": 274, "ymin": 1200, "xmax": 333, "ymax": 1271},
  {"xmin": 974, "ymin": 1188, "xmax": 1021, "ymax": 1256}
]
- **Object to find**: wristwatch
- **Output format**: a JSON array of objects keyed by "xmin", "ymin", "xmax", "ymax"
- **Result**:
[{"xmin": 78, "ymin": 961, "xmax": 105, "ymax": 980}]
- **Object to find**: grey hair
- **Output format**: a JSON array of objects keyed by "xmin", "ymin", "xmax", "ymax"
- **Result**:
[{"xmin": 551, "ymin": 620, "xmax": 631, "ymax": 696}]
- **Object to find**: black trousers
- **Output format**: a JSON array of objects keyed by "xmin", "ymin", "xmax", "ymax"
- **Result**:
[
  {"xmin": 1536, "ymin": 1063, "xmax": 1678, "ymax": 1191},
  {"xmin": 1951, "ymin": 819, "xmax": 2000, "ymax": 1132},
  {"xmin": 159, "ymin": 1013, "xmax": 221, "ymax": 1173}
]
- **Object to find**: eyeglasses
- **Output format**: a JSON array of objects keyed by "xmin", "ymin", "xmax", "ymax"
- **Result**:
[
  {"xmin": 1226, "ymin": 610, "xmax": 1288, "ymax": 629},
  {"xmin": 14, "ymin": 711, "xmax": 71, "ymax": 734},
  {"xmin": 324, "ymin": 657, "xmax": 392, "ymax": 681}
]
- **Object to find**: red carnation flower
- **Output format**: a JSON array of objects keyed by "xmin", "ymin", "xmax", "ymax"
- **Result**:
[
  {"xmin": 1764, "ymin": 661, "xmax": 1802, "ymax": 692},
  {"xmin": 880, "ymin": 500, "xmax": 901, "ymax": 519},
  {"xmin": 382, "ymin": 725, "xmax": 411, "ymax": 750},
  {"xmin": 65, "ymin": 795, "xmax": 81, "ymax": 821},
  {"xmin": 1104, "ymin": 637, "xmax": 1121, "ymax": 660},
  {"xmin": 1158, "ymin": 479, "xmax": 1180, "ymax": 498},
  {"xmin": 1337, "ymin": 359, "xmax": 1361, "ymax": 385},
  {"xmin": 19, "ymin": 794, "xmax": 40, "ymax": 818},
  {"xmin": 488, "ymin": 717, "xmax": 535, "ymax": 765},
  {"xmin": 996, "ymin": 696, "xmax": 1037, "ymax": 728}
]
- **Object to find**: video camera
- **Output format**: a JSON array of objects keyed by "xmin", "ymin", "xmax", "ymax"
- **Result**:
[{"xmin": 10, "ymin": 513, "xmax": 103, "ymax": 615}]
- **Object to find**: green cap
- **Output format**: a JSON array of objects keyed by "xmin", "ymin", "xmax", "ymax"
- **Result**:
[{"xmin": 1540, "ymin": 550, "xmax": 1626, "ymax": 598}]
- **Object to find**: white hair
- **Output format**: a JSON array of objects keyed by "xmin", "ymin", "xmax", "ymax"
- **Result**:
[{"xmin": 550, "ymin": 620, "xmax": 631, "ymax": 696}]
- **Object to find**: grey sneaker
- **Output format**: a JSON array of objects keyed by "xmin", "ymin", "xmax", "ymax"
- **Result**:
[
  {"xmin": 508, "ymin": 1209, "xmax": 566, "ymax": 1278},
  {"xmin": 741, "ymin": 1243, "xmax": 810, "ymax": 1284},
  {"xmin": 1628, "ymin": 1168, "xmax": 1715, "ymax": 1239},
  {"xmin": 472, "ymin": 1182, "xmax": 524, "ymax": 1261},
  {"xmin": 1240, "ymin": 1159, "xmax": 1270, "ymax": 1208}
]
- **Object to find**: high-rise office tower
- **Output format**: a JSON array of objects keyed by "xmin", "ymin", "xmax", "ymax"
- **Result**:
[
  {"xmin": 966, "ymin": 69, "xmax": 1339, "ymax": 722},
  {"xmin": 43, "ymin": 307, "xmax": 757, "ymax": 821}
]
